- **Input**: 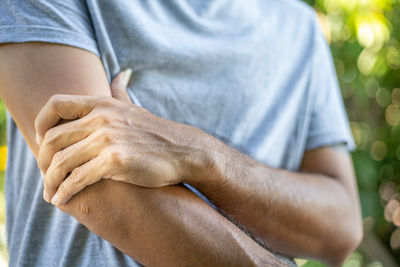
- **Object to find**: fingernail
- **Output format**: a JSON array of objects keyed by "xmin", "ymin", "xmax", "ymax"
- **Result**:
[
  {"xmin": 122, "ymin": 69, "xmax": 133, "ymax": 87},
  {"xmin": 51, "ymin": 193, "xmax": 58, "ymax": 205},
  {"xmin": 36, "ymin": 133, "xmax": 42, "ymax": 145},
  {"xmin": 43, "ymin": 191, "xmax": 50, "ymax": 202}
]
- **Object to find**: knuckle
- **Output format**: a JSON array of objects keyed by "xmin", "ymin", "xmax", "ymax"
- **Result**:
[
  {"xmin": 52, "ymin": 151, "xmax": 66, "ymax": 168},
  {"xmin": 70, "ymin": 168, "xmax": 84, "ymax": 184},
  {"xmin": 108, "ymin": 149, "xmax": 124, "ymax": 167},
  {"xmin": 52, "ymin": 99, "xmax": 65, "ymax": 112},
  {"xmin": 48, "ymin": 94, "xmax": 59, "ymax": 104},
  {"xmin": 58, "ymin": 182, "xmax": 69, "ymax": 195},
  {"xmin": 101, "ymin": 132, "xmax": 112, "ymax": 144},
  {"xmin": 43, "ymin": 128, "xmax": 59, "ymax": 148},
  {"xmin": 49, "ymin": 94, "xmax": 64, "ymax": 107},
  {"xmin": 96, "ymin": 128, "xmax": 113, "ymax": 144},
  {"xmin": 95, "ymin": 113, "xmax": 112, "ymax": 126},
  {"xmin": 46, "ymin": 169, "xmax": 61, "ymax": 189}
]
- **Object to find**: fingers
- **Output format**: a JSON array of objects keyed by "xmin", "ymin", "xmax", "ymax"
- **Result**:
[
  {"xmin": 43, "ymin": 130, "xmax": 109, "ymax": 202},
  {"xmin": 50, "ymin": 155, "xmax": 107, "ymax": 206},
  {"xmin": 38, "ymin": 69, "xmax": 133, "ymax": 205},
  {"xmin": 111, "ymin": 69, "xmax": 133, "ymax": 104},
  {"xmin": 37, "ymin": 111, "xmax": 112, "ymax": 173},
  {"xmin": 38, "ymin": 116, "xmax": 93, "ymax": 173},
  {"xmin": 35, "ymin": 94, "xmax": 107, "ymax": 143},
  {"xmin": 36, "ymin": 69, "xmax": 133, "ymax": 143}
]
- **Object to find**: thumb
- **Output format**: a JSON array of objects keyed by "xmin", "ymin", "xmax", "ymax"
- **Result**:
[{"xmin": 110, "ymin": 69, "xmax": 133, "ymax": 104}]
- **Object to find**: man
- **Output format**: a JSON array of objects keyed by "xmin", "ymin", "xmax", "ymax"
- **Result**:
[{"xmin": 0, "ymin": 0, "xmax": 362, "ymax": 266}]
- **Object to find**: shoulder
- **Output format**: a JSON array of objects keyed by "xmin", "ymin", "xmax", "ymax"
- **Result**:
[
  {"xmin": 272, "ymin": 0, "xmax": 317, "ymax": 20},
  {"xmin": 257, "ymin": 0, "xmax": 321, "ymax": 68},
  {"xmin": 260, "ymin": 0, "xmax": 319, "ymax": 34}
]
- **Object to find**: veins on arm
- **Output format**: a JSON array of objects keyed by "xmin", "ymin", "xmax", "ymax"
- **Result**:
[{"xmin": 0, "ymin": 42, "xmax": 288, "ymax": 266}]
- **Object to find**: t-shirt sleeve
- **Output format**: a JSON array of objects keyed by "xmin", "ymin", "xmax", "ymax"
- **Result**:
[
  {"xmin": 0, "ymin": 0, "xmax": 99, "ymax": 56},
  {"xmin": 305, "ymin": 15, "xmax": 355, "ymax": 151}
]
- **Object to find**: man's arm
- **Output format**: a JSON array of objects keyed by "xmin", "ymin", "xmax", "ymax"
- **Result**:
[
  {"xmin": 34, "ymin": 75, "xmax": 363, "ymax": 265},
  {"xmin": 0, "ymin": 42, "xmax": 287, "ymax": 266},
  {"xmin": 187, "ymin": 142, "xmax": 363, "ymax": 265}
]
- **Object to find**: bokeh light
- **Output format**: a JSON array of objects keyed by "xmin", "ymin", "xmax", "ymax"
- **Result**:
[
  {"xmin": 308, "ymin": 0, "xmax": 400, "ymax": 265},
  {"xmin": 385, "ymin": 104, "xmax": 400, "ymax": 126},
  {"xmin": 370, "ymin": 141, "xmax": 387, "ymax": 161},
  {"xmin": 0, "ymin": 146, "xmax": 6, "ymax": 172}
]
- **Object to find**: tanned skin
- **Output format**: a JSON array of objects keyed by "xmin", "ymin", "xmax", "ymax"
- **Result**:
[{"xmin": 0, "ymin": 43, "xmax": 362, "ymax": 266}]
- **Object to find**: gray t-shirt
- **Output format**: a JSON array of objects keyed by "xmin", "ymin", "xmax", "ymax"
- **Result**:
[{"xmin": 0, "ymin": 0, "xmax": 354, "ymax": 266}]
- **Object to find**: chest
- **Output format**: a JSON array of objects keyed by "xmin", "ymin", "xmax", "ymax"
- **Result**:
[{"xmin": 87, "ymin": 0, "xmax": 313, "ymax": 169}]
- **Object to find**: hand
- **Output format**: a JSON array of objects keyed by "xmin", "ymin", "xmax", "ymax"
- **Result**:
[{"xmin": 35, "ymin": 70, "xmax": 207, "ymax": 205}]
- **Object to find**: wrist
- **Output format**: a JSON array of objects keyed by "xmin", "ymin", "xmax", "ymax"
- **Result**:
[{"xmin": 182, "ymin": 129, "xmax": 227, "ymax": 188}]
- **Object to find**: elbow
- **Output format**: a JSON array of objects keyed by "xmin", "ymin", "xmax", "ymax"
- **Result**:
[
  {"xmin": 323, "ymin": 214, "xmax": 363, "ymax": 266},
  {"xmin": 327, "ymin": 233, "xmax": 362, "ymax": 266}
]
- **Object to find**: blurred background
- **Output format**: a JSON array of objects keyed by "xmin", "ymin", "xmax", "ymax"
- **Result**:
[
  {"xmin": 0, "ymin": 0, "xmax": 399, "ymax": 266},
  {"xmin": 302, "ymin": 0, "xmax": 400, "ymax": 266}
]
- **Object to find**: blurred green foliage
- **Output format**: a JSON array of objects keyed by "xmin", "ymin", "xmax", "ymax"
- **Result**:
[
  {"xmin": 0, "ymin": 99, "xmax": 7, "ymax": 263},
  {"xmin": 302, "ymin": 0, "xmax": 400, "ymax": 266}
]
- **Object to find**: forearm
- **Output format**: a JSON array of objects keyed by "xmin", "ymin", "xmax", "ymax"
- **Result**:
[
  {"xmin": 58, "ymin": 179, "xmax": 287, "ymax": 267},
  {"xmin": 0, "ymin": 43, "xmax": 287, "ymax": 267},
  {"xmin": 187, "ymin": 136, "xmax": 362, "ymax": 265}
]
